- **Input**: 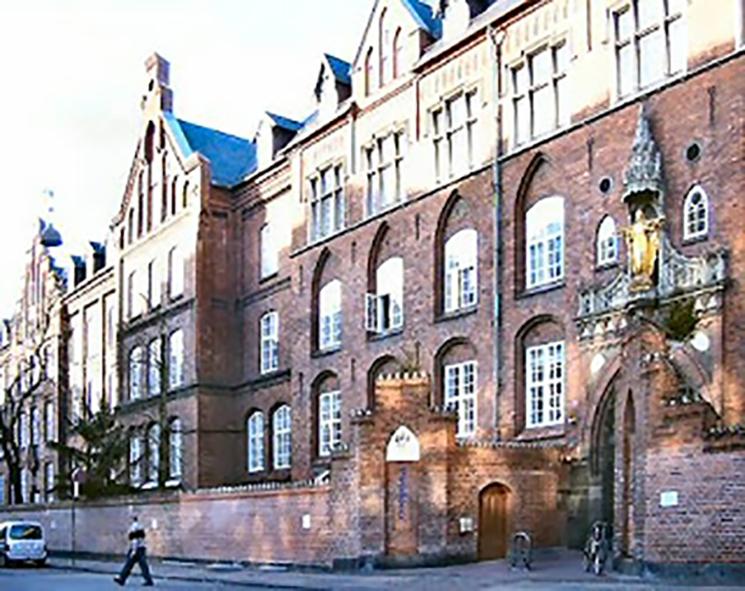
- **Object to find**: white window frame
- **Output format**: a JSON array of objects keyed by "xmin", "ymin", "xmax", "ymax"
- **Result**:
[
  {"xmin": 319, "ymin": 280, "xmax": 342, "ymax": 351},
  {"xmin": 168, "ymin": 418, "xmax": 183, "ymax": 482},
  {"xmin": 444, "ymin": 361, "xmax": 477, "ymax": 437},
  {"xmin": 432, "ymin": 89, "xmax": 478, "ymax": 179},
  {"xmin": 366, "ymin": 257, "xmax": 404, "ymax": 335},
  {"xmin": 310, "ymin": 164, "xmax": 345, "ymax": 241},
  {"xmin": 272, "ymin": 405, "xmax": 292, "ymax": 470},
  {"xmin": 168, "ymin": 329, "xmax": 184, "ymax": 389},
  {"xmin": 444, "ymin": 229, "xmax": 478, "ymax": 313},
  {"xmin": 526, "ymin": 196, "xmax": 565, "ymax": 289},
  {"xmin": 683, "ymin": 186, "xmax": 709, "ymax": 240},
  {"xmin": 365, "ymin": 131, "xmax": 405, "ymax": 216},
  {"xmin": 511, "ymin": 43, "xmax": 569, "ymax": 145},
  {"xmin": 260, "ymin": 223, "xmax": 278, "ymax": 279},
  {"xmin": 318, "ymin": 390, "xmax": 341, "ymax": 457},
  {"xmin": 130, "ymin": 433, "xmax": 143, "ymax": 486},
  {"xmin": 613, "ymin": 0, "xmax": 686, "ymax": 99},
  {"xmin": 596, "ymin": 216, "xmax": 619, "ymax": 266},
  {"xmin": 247, "ymin": 412, "xmax": 265, "ymax": 473},
  {"xmin": 260, "ymin": 312, "xmax": 279, "ymax": 374},
  {"xmin": 526, "ymin": 341, "xmax": 565, "ymax": 428}
]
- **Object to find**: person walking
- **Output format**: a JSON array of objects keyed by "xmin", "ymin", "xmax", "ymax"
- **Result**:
[{"xmin": 113, "ymin": 515, "xmax": 154, "ymax": 586}]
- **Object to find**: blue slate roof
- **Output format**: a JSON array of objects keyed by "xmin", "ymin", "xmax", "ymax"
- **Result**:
[
  {"xmin": 324, "ymin": 54, "xmax": 352, "ymax": 85},
  {"xmin": 402, "ymin": 0, "xmax": 442, "ymax": 38},
  {"xmin": 164, "ymin": 113, "xmax": 257, "ymax": 187},
  {"xmin": 267, "ymin": 112, "xmax": 303, "ymax": 132}
]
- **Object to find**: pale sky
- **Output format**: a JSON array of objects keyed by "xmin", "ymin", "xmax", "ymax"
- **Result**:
[{"xmin": 0, "ymin": 0, "xmax": 370, "ymax": 314}]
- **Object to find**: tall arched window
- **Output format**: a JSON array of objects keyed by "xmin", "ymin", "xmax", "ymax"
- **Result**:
[
  {"xmin": 365, "ymin": 48, "xmax": 374, "ymax": 96},
  {"xmin": 596, "ymin": 216, "xmax": 618, "ymax": 266},
  {"xmin": 272, "ymin": 405, "xmax": 292, "ymax": 470},
  {"xmin": 168, "ymin": 418, "xmax": 182, "ymax": 482},
  {"xmin": 366, "ymin": 256, "xmax": 404, "ymax": 334},
  {"xmin": 392, "ymin": 28, "xmax": 403, "ymax": 79},
  {"xmin": 319, "ymin": 280, "xmax": 342, "ymax": 350},
  {"xmin": 379, "ymin": 9, "xmax": 390, "ymax": 86},
  {"xmin": 129, "ymin": 430, "xmax": 143, "ymax": 486},
  {"xmin": 247, "ymin": 412, "xmax": 264, "ymax": 473},
  {"xmin": 526, "ymin": 196, "xmax": 564, "ymax": 288},
  {"xmin": 146, "ymin": 423, "xmax": 160, "ymax": 485},
  {"xmin": 444, "ymin": 229, "xmax": 478, "ymax": 313},
  {"xmin": 129, "ymin": 346, "xmax": 144, "ymax": 401},
  {"xmin": 260, "ymin": 223, "xmax": 278, "ymax": 279},
  {"xmin": 318, "ymin": 387, "xmax": 341, "ymax": 457},
  {"xmin": 683, "ymin": 185, "xmax": 709, "ymax": 240},
  {"xmin": 260, "ymin": 311, "xmax": 279, "ymax": 374}
]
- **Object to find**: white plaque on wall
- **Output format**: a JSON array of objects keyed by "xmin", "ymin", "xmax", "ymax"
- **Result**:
[
  {"xmin": 660, "ymin": 490, "xmax": 679, "ymax": 507},
  {"xmin": 385, "ymin": 426, "xmax": 421, "ymax": 462}
]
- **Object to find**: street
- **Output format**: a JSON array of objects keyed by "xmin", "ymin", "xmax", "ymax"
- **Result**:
[
  {"xmin": 2, "ymin": 566, "xmax": 745, "ymax": 591},
  {"xmin": 0, "ymin": 567, "xmax": 261, "ymax": 591}
]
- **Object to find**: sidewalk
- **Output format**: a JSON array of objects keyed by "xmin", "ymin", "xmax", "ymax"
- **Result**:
[{"xmin": 47, "ymin": 550, "xmax": 739, "ymax": 590}]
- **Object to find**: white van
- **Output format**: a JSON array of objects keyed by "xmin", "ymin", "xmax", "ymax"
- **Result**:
[{"xmin": 0, "ymin": 521, "xmax": 47, "ymax": 567}]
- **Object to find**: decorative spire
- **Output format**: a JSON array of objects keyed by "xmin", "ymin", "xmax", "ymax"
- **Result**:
[
  {"xmin": 39, "ymin": 188, "xmax": 63, "ymax": 248},
  {"xmin": 623, "ymin": 105, "xmax": 664, "ymax": 204}
]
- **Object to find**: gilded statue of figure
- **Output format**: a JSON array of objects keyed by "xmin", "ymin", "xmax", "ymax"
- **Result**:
[{"xmin": 621, "ymin": 209, "xmax": 663, "ymax": 292}]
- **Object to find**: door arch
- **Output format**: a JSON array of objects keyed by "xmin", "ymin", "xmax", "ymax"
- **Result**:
[{"xmin": 478, "ymin": 482, "xmax": 511, "ymax": 560}]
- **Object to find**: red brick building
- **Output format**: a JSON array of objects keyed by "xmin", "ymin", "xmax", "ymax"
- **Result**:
[{"xmin": 2, "ymin": 0, "xmax": 745, "ymax": 575}]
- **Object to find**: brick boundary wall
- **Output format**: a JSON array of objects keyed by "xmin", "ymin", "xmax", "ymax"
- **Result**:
[{"xmin": 0, "ymin": 484, "xmax": 335, "ymax": 567}]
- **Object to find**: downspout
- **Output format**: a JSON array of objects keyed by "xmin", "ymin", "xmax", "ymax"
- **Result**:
[{"xmin": 488, "ymin": 25, "xmax": 505, "ymax": 441}]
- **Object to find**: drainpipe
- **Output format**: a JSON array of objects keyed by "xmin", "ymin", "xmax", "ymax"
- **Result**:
[{"xmin": 488, "ymin": 25, "xmax": 505, "ymax": 441}]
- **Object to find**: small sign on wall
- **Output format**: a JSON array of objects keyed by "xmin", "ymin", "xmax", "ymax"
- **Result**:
[
  {"xmin": 660, "ymin": 490, "xmax": 679, "ymax": 507},
  {"xmin": 301, "ymin": 514, "xmax": 311, "ymax": 530},
  {"xmin": 386, "ymin": 426, "xmax": 421, "ymax": 462}
]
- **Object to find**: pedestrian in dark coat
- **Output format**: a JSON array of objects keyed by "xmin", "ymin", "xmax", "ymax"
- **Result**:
[{"xmin": 113, "ymin": 515, "xmax": 154, "ymax": 586}]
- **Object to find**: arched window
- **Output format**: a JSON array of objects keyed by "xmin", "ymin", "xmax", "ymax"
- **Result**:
[
  {"xmin": 168, "ymin": 329, "xmax": 184, "ymax": 389},
  {"xmin": 366, "ymin": 256, "xmax": 404, "ymax": 334},
  {"xmin": 365, "ymin": 47, "xmax": 374, "ymax": 96},
  {"xmin": 319, "ymin": 280, "xmax": 342, "ymax": 350},
  {"xmin": 260, "ymin": 311, "xmax": 279, "ymax": 374},
  {"xmin": 147, "ymin": 337, "xmax": 161, "ymax": 397},
  {"xmin": 392, "ymin": 28, "xmax": 403, "ymax": 79},
  {"xmin": 683, "ymin": 185, "xmax": 709, "ymax": 240},
  {"xmin": 247, "ymin": 412, "xmax": 264, "ymax": 473},
  {"xmin": 436, "ymin": 339, "xmax": 478, "ymax": 438},
  {"xmin": 379, "ymin": 9, "xmax": 390, "ymax": 86},
  {"xmin": 526, "ymin": 196, "xmax": 564, "ymax": 288},
  {"xmin": 260, "ymin": 223, "xmax": 278, "ymax": 279},
  {"xmin": 318, "ymin": 387, "xmax": 341, "ymax": 457},
  {"xmin": 129, "ymin": 430, "xmax": 143, "ymax": 486},
  {"xmin": 168, "ymin": 418, "xmax": 182, "ymax": 482},
  {"xmin": 272, "ymin": 405, "xmax": 292, "ymax": 470},
  {"xmin": 596, "ymin": 216, "xmax": 618, "ymax": 266},
  {"xmin": 129, "ymin": 346, "xmax": 144, "ymax": 401},
  {"xmin": 146, "ymin": 423, "xmax": 160, "ymax": 485},
  {"xmin": 444, "ymin": 229, "xmax": 478, "ymax": 313}
]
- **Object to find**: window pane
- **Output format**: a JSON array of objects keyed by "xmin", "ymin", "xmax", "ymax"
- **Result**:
[
  {"xmin": 618, "ymin": 43, "xmax": 635, "ymax": 97},
  {"xmin": 639, "ymin": 28, "xmax": 665, "ymax": 87},
  {"xmin": 531, "ymin": 49, "xmax": 551, "ymax": 85},
  {"xmin": 668, "ymin": 17, "xmax": 685, "ymax": 74},
  {"xmin": 616, "ymin": 8, "xmax": 634, "ymax": 41},
  {"xmin": 532, "ymin": 85, "xmax": 554, "ymax": 136},
  {"xmin": 638, "ymin": 0, "xmax": 663, "ymax": 29},
  {"xmin": 515, "ymin": 96, "xmax": 529, "ymax": 144}
]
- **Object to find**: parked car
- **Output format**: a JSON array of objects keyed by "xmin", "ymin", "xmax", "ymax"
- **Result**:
[{"xmin": 0, "ymin": 521, "xmax": 47, "ymax": 567}]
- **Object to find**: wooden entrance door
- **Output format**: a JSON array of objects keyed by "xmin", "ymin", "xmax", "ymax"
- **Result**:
[{"xmin": 478, "ymin": 484, "xmax": 509, "ymax": 560}]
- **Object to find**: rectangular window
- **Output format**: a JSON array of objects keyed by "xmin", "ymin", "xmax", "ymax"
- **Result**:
[
  {"xmin": 310, "ymin": 164, "xmax": 345, "ymax": 241},
  {"xmin": 273, "ymin": 407, "xmax": 292, "ymax": 470},
  {"xmin": 614, "ymin": 0, "xmax": 686, "ymax": 98},
  {"xmin": 319, "ymin": 281, "xmax": 342, "ymax": 351},
  {"xmin": 526, "ymin": 341, "xmax": 565, "ymax": 428},
  {"xmin": 366, "ymin": 132, "xmax": 405, "ymax": 216},
  {"xmin": 130, "ymin": 434, "xmax": 142, "ymax": 486},
  {"xmin": 168, "ymin": 420, "xmax": 183, "ymax": 481},
  {"xmin": 127, "ymin": 271, "xmax": 136, "ymax": 319},
  {"xmin": 44, "ymin": 462, "xmax": 54, "ymax": 503},
  {"xmin": 247, "ymin": 413, "xmax": 264, "ymax": 473},
  {"xmin": 168, "ymin": 246, "xmax": 184, "ymax": 298},
  {"xmin": 30, "ymin": 406, "xmax": 40, "ymax": 446},
  {"xmin": 318, "ymin": 390, "xmax": 341, "ymax": 457},
  {"xmin": 367, "ymin": 258, "xmax": 404, "ymax": 335},
  {"xmin": 260, "ymin": 224, "xmax": 278, "ymax": 279},
  {"xmin": 168, "ymin": 330, "xmax": 184, "ymax": 389},
  {"xmin": 147, "ymin": 259, "xmax": 160, "ymax": 309},
  {"xmin": 444, "ymin": 361, "xmax": 477, "ymax": 437},
  {"xmin": 44, "ymin": 401, "xmax": 55, "ymax": 442},
  {"xmin": 260, "ymin": 312, "xmax": 279, "ymax": 374},
  {"xmin": 512, "ymin": 45, "xmax": 568, "ymax": 145},
  {"xmin": 148, "ymin": 338, "xmax": 161, "ymax": 397}
]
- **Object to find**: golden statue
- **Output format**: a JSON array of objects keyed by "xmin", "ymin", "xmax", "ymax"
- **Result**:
[{"xmin": 621, "ymin": 209, "xmax": 663, "ymax": 292}]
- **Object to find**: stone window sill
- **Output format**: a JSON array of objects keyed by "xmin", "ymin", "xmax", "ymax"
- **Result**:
[
  {"xmin": 435, "ymin": 305, "xmax": 478, "ymax": 324},
  {"xmin": 519, "ymin": 281, "xmax": 565, "ymax": 300}
]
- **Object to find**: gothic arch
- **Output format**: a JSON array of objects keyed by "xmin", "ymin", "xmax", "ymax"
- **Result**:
[
  {"xmin": 367, "ymin": 354, "xmax": 399, "ymax": 409},
  {"xmin": 433, "ymin": 336, "xmax": 477, "ymax": 406},
  {"xmin": 310, "ymin": 248, "xmax": 333, "ymax": 350},
  {"xmin": 367, "ymin": 222, "xmax": 390, "ymax": 291}
]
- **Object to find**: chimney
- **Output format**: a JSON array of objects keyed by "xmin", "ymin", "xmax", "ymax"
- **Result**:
[{"xmin": 142, "ymin": 52, "xmax": 173, "ymax": 114}]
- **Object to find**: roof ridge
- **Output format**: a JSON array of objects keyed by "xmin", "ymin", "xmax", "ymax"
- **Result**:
[{"xmin": 176, "ymin": 117, "xmax": 251, "ymax": 144}]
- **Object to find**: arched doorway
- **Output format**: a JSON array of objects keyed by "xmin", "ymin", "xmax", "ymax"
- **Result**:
[
  {"xmin": 620, "ymin": 392, "xmax": 636, "ymax": 556},
  {"xmin": 596, "ymin": 388, "xmax": 616, "ymax": 529},
  {"xmin": 478, "ymin": 483, "xmax": 510, "ymax": 560}
]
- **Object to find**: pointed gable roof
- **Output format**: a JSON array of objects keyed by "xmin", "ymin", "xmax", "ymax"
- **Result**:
[
  {"xmin": 324, "ymin": 54, "xmax": 352, "ymax": 86},
  {"xmin": 353, "ymin": 0, "xmax": 442, "ymax": 65},
  {"xmin": 164, "ymin": 114, "xmax": 257, "ymax": 187},
  {"xmin": 266, "ymin": 112, "xmax": 304, "ymax": 132}
]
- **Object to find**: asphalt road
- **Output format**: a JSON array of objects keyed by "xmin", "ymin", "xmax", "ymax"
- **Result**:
[{"xmin": 0, "ymin": 567, "xmax": 262, "ymax": 590}]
